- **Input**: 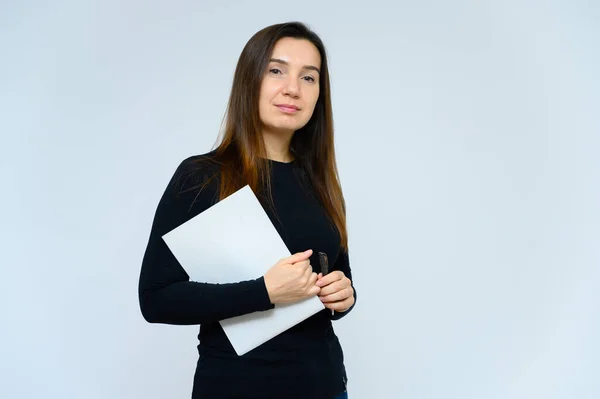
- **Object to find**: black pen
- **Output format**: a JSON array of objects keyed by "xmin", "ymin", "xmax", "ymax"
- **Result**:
[{"xmin": 318, "ymin": 252, "xmax": 335, "ymax": 316}]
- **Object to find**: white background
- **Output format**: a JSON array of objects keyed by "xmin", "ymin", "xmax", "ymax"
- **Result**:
[{"xmin": 1, "ymin": 1, "xmax": 599, "ymax": 398}]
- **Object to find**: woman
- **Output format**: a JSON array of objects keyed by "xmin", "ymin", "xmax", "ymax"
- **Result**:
[{"xmin": 138, "ymin": 21, "xmax": 357, "ymax": 399}]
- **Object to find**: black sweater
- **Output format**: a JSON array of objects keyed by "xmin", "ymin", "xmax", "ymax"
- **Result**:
[{"xmin": 138, "ymin": 152, "xmax": 357, "ymax": 399}]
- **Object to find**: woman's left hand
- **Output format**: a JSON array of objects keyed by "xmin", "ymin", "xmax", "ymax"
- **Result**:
[{"xmin": 316, "ymin": 271, "xmax": 354, "ymax": 312}]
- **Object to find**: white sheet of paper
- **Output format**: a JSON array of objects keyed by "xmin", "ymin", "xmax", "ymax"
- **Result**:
[{"xmin": 162, "ymin": 185, "xmax": 325, "ymax": 356}]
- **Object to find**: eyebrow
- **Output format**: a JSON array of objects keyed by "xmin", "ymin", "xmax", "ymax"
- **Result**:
[{"xmin": 269, "ymin": 58, "xmax": 321, "ymax": 74}]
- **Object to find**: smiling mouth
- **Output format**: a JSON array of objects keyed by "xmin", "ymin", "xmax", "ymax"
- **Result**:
[{"xmin": 276, "ymin": 105, "xmax": 300, "ymax": 113}]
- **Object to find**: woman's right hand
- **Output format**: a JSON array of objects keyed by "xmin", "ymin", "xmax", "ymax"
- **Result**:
[{"xmin": 263, "ymin": 249, "xmax": 320, "ymax": 305}]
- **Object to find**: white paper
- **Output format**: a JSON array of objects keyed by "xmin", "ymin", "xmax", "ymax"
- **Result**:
[{"xmin": 162, "ymin": 185, "xmax": 325, "ymax": 355}]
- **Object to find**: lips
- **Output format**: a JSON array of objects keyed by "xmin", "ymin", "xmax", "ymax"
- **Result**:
[{"xmin": 276, "ymin": 104, "xmax": 300, "ymax": 112}]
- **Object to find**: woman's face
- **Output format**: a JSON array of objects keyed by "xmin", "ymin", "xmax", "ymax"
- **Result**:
[{"xmin": 258, "ymin": 37, "xmax": 321, "ymax": 137}]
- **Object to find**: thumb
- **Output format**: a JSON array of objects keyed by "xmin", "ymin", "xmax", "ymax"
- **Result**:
[{"xmin": 286, "ymin": 249, "xmax": 313, "ymax": 264}]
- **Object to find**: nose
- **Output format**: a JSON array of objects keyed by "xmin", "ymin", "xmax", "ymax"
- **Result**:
[{"xmin": 283, "ymin": 77, "xmax": 300, "ymax": 98}]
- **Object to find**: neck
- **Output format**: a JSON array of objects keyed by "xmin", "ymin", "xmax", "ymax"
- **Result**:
[{"xmin": 262, "ymin": 128, "xmax": 294, "ymax": 163}]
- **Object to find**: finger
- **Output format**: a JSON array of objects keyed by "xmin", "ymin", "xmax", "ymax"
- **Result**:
[
  {"xmin": 308, "ymin": 272, "xmax": 318, "ymax": 287},
  {"xmin": 293, "ymin": 259, "xmax": 311, "ymax": 270},
  {"xmin": 308, "ymin": 285, "xmax": 321, "ymax": 296},
  {"xmin": 324, "ymin": 297, "xmax": 353, "ymax": 312},
  {"xmin": 318, "ymin": 279, "xmax": 349, "ymax": 297},
  {"xmin": 284, "ymin": 249, "xmax": 313, "ymax": 264},
  {"xmin": 317, "ymin": 273, "xmax": 323, "ymax": 279},
  {"xmin": 320, "ymin": 287, "xmax": 353, "ymax": 303},
  {"xmin": 316, "ymin": 271, "xmax": 344, "ymax": 287},
  {"xmin": 301, "ymin": 263, "xmax": 313, "ymax": 280}
]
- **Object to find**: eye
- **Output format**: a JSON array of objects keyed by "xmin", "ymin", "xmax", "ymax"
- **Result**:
[
  {"xmin": 303, "ymin": 76, "xmax": 316, "ymax": 83},
  {"xmin": 269, "ymin": 68, "xmax": 282, "ymax": 75}
]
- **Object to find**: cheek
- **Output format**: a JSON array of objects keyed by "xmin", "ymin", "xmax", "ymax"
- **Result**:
[
  {"xmin": 260, "ymin": 89, "xmax": 279, "ymax": 110},
  {"xmin": 309, "ymin": 90, "xmax": 320, "ymax": 109},
  {"xmin": 259, "ymin": 91, "xmax": 274, "ymax": 115},
  {"xmin": 262, "ymin": 83, "xmax": 280, "ymax": 99},
  {"xmin": 259, "ymin": 81, "xmax": 272, "ymax": 100},
  {"xmin": 305, "ymin": 92, "xmax": 319, "ymax": 115}
]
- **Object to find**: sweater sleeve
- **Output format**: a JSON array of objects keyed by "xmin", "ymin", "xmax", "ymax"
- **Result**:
[
  {"xmin": 330, "ymin": 248, "xmax": 357, "ymax": 320},
  {"xmin": 138, "ymin": 158, "xmax": 275, "ymax": 325}
]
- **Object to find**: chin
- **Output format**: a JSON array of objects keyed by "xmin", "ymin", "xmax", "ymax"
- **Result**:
[{"xmin": 265, "ymin": 122, "xmax": 305, "ymax": 135}]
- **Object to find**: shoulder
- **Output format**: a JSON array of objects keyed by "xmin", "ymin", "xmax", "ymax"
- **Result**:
[
  {"xmin": 174, "ymin": 149, "xmax": 220, "ymax": 176},
  {"xmin": 157, "ymin": 149, "xmax": 223, "ymax": 213},
  {"xmin": 150, "ymin": 151, "xmax": 222, "ymax": 234},
  {"xmin": 169, "ymin": 149, "xmax": 221, "ymax": 190}
]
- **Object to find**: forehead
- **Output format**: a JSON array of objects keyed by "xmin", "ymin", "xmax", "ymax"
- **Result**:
[{"xmin": 270, "ymin": 37, "xmax": 321, "ymax": 68}]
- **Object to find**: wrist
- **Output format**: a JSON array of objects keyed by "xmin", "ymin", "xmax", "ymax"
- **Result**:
[{"xmin": 258, "ymin": 276, "xmax": 276, "ymax": 308}]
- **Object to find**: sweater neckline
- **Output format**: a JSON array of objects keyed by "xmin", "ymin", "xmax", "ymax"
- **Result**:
[{"xmin": 266, "ymin": 158, "xmax": 296, "ymax": 166}]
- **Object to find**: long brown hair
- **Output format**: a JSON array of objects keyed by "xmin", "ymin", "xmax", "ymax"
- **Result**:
[{"xmin": 195, "ymin": 21, "xmax": 347, "ymax": 250}]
